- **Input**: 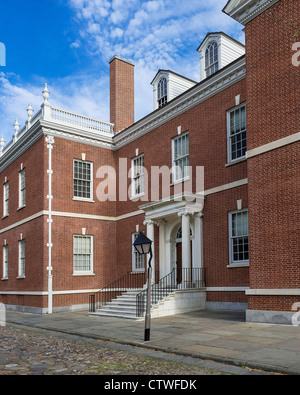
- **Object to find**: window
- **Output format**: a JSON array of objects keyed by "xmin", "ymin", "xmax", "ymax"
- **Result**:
[
  {"xmin": 172, "ymin": 132, "xmax": 189, "ymax": 182},
  {"xmin": 205, "ymin": 41, "xmax": 218, "ymax": 77},
  {"xmin": 18, "ymin": 240, "xmax": 25, "ymax": 278},
  {"xmin": 227, "ymin": 104, "xmax": 247, "ymax": 162},
  {"xmin": 19, "ymin": 169, "xmax": 26, "ymax": 208},
  {"xmin": 73, "ymin": 235, "xmax": 93, "ymax": 274},
  {"xmin": 3, "ymin": 182, "xmax": 9, "ymax": 217},
  {"xmin": 132, "ymin": 233, "xmax": 145, "ymax": 272},
  {"xmin": 2, "ymin": 245, "xmax": 8, "ymax": 279},
  {"xmin": 229, "ymin": 210, "xmax": 249, "ymax": 265},
  {"xmin": 73, "ymin": 160, "xmax": 92, "ymax": 200},
  {"xmin": 132, "ymin": 155, "xmax": 144, "ymax": 197},
  {"xmin": 158, "ymin": 77, "xmax": 167, "ymax": 108}
]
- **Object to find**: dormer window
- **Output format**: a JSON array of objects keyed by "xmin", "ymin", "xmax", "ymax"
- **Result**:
[
  {"xmin": 157, "ymin": 77, "xmax": 167, "ymax": 108},
  {"xmin": 197, "ymin": 33, "xmax": 245, "ymax": 82},
  {"xmin": 205, "ymin": 41, "xmax": 218, "ymax": 77}
]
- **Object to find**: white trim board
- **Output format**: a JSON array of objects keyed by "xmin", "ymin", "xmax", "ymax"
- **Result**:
[
  {"xmin": 246, "ymin": 289, "xmax": 300, "ymax": 296},
  {"xmin": 246, "ymin": 132, "xmax": 300, "ymax": 159}
]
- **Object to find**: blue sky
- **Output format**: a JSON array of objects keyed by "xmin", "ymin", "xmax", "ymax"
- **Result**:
[{"xmin": 0, "ymin": 0, "xmax": 244, "ymax": 143}]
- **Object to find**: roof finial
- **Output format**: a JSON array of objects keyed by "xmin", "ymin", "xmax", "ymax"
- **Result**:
[
  {"xmin": 42, "ymin": 83, "xmax": 50, "ymax": 103},
  {"xmin": 27, "ymin": 103, "xmax": 34, "ymax": 120},
  {"xmin": 13, "ymin": 118, "xmax": 20, "ymax": 143},
  {"xmin": 0, "ymin": 135, "xmax": 5, "ymax": 157}
]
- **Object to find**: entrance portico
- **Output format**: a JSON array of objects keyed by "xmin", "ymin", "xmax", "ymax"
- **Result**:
[{"xmin": 141, "ymin": 195, "xmax": 204, "ymax": 284}]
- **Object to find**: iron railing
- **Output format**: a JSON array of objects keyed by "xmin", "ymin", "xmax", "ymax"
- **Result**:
[
  {"xmin": 136, "ymin": 268, "xmax": 206, "ymax": 317},
  {"xmin": 89, "ymin": 271, "xmax": 147, "ymax": 313}
]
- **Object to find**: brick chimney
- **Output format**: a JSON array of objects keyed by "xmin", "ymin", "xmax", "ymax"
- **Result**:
[{"xmin": 110, "ymin": 55, "xmax": 135, "ymax": 133}]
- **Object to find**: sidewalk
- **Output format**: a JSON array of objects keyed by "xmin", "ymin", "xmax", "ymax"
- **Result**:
[{"xmin": 6, "ymin": 309, "xmax": 300, "ymax": 375}]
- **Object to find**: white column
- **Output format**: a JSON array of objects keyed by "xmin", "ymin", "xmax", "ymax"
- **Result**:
[
  {"xmin": 157, "ymin": 219, "xmax": 166, "ymax": 278},
  {"xmin": 179, "ymin": 209, "xmax": 194, "ymax": 287},
  {"xmin": 180, "ymin": 210, "xmax": 191, "ymax": 271},
  {"xmin": 194, "ymin": 212, "xmax": 204, "ymax": 269},
  {"xmin": 144, "ymin": 219, "xmax": 155, "ymax": 283},
  {"xmin": 194, "ymin": 212, "xmax": 204, "ymax": 287}
]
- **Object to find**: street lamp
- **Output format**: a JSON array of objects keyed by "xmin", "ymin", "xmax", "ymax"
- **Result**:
[{"xmin": 133, "ymin": 232, "xmax": 153, "ymax": 341}]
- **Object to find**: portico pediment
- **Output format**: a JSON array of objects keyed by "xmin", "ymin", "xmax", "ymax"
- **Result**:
[{"xmin": 139, "ymin": 193, "xmax": 204, "ymax": 221}]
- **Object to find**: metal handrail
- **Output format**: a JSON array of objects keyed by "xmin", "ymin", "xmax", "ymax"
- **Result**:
[
  {"xmin": 89, "ymin": 271, "xmax": 147, "ymax": 313},
  {"xmin": 136, "ymin": 268, "xmax": 206, "ymax": 317}
]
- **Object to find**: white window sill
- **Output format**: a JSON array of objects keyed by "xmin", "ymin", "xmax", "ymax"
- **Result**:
[
  {"xmin": 171, "ymin": 177, "xmax": 190, "ymax": 186},
  {"xmin": 2, "ymin": 214, "xmax": 9, "ymax": 219},
  {"xmin": 227, "ymin": 262, "xmax": 249, "ymax": 268},
  {"xmin": 225, "ymin": 157, "xmax": 247, "ymax": 167},
  {"xmin": 73, "ymin": 272, "xmax": 95, "ymax": 277},
  {"xmin": 130, "ymin": 192, "xmax": 145, "ymax": 201},
  {"xmin": 1, "ymin": 277, "xmax": 8, "ymax": 281},
  {"xmin": 73, "ymin": 197, "xmax": 95, "ymax": 203},
  {"xmin": 17, "ymin": 276, "xmax": 25, "ymax": 279},
  {"xmin": 17, "ymin": 205, "xmax": 26, "ymax": 211}
]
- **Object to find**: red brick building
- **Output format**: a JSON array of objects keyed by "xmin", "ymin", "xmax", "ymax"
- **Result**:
[{"xmin": 0, "ymin": 0, "xmax": 299, "ymax": 324}]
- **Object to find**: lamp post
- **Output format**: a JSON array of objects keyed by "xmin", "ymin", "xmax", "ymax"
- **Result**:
[{"xmin": 133, "ymin": 232, "xmax": 153, "ymax": 341}]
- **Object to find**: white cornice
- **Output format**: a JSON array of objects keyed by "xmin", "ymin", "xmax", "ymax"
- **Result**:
[
  {"xmin": 0, "ymin": 121, "xmax": 43, "ymax": 173},
  {"xmin": 223, "ymin": 0, "xmax": 280, "ymax": 25},
  {"xmin": 41, "ymin": 121, "xmax": 114, "ymax": 151},
  {"xmin": 114, "ymin": 56, "xmax": 246, "ymax": 149},
  {"xmin": 0, "ymin": 119, "xmax": 115, "ymax": 172}
]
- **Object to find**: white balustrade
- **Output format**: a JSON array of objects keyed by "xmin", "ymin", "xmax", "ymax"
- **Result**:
[
  {"xmin": 50, "ymin": 107, "xmax": 114, "ymax": 135},
  {"xmin": 0, "ymin": 84, "xmax": 115, "ymax": 158}
]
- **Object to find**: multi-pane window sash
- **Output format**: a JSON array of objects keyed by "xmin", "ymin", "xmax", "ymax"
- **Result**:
[
  {"xmin": 228, "ymin": 104, "xmax": 247, "ymax": 162},
  {"xmin": 158, "ymin": 78, "xmax": 167, "ymax": 108},
  {"xmin": 173, "ymin": 133, "xmax": 189, "ymax": 182},
  {"xmin": 132, "ymin": 233, "xmax": 145, "ymax": 272},
  {"xmin": 73, "ymin": 235, "xmax": 93, "ymax": 273},
  {"xmin": 230, "ymin": 210, "xmax": 249, "ymax": 263},
  {"xmin": 3, "ymin": 245, "xmax": 8, "ymax": 279},
  {"xmin": 19, "ymin": 169, "xmax": 26, "ymax": 208},
  {"xmin": 73, "ymin": 160, "xmax": 92, "ymax": 199},
  {"xmin": 18, "ymin": 240, "xmax": 25, "ymax": 277},
  {"xmin": 132, "ymin": 155, "xmax": 144, "ymax": 197},
  {"xmin": 205, "ymin": 42, "xmax": 219, "ymax": 77},
  {"xmin": 3, "ymin": 182, "xmax": 9, "ymax": 217}
]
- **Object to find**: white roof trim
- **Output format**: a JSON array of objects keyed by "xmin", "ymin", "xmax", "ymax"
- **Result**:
[{"xmin": 223, "ymin": 0, "xmax": 280, "ymax": 25}]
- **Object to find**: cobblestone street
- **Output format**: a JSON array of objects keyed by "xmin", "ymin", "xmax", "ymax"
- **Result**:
[{"xmin": 0, "ymin": 326, "xmax": 230, "ymax": 376}]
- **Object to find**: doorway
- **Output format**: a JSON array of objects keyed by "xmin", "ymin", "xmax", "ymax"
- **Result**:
[{"xmin": 175, "ymin": 227, "xmax": 192, "ymax": 285}]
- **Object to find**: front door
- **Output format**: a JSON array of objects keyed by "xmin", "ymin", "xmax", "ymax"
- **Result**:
[
  {"xmin": 176, "ymin": 240, "xmax": 193, "ymax": 285},
  {"xmin": 176, "ymin": 242, "xmax": 182, "ymax": 284}
]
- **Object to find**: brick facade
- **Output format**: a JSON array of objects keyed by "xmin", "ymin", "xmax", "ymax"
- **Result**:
[
  {"xmin": 245, "ymin": 0, "xmax": 300, "ymax": 315},
  {"xmin": 0, "ymin": 0, "xmax": 298, "ymax": 323}
]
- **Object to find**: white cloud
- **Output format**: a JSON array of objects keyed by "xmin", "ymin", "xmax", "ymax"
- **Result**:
[
  {"xmin": 0, "ymin": 1, "xmax": 244, "ymax": 143},
  {"xmin": 70, "ymin": 39, "xmax": 81, "ymax": 48},
  {"xmin": 0, "ymin": 71, "xmax": 110, "ymax": 144}
]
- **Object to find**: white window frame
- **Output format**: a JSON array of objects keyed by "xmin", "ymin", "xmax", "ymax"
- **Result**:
[
  {"xmin": 3, "ymin": 182, "xmax": 9, "ymax": 217},
  {"xmin": 172, "ymin": 132, "xmax": 189, "ymax": 183},
  {"xmin": 73, "ymin": 159, "xmax": 93, "ymax": 201},
  {"xmin": 227, "ymin": 103, "xmax": 247, "ymax": 163},
  {"xmin": 73, "ymin": 235, "xmax": 94, "ymax": 275},
  {"xmin": 2, "ymin": 245, "xmax": 8, "ymax": 279},
  {"xmin": 19, "ymin": 168, "xmax": 26, "ymax": 209},
  {"xmin": 228, "ymin": 209, "xmax": 249, "ymax": 266},
  {"xmin": 132, "ymin": 233, "xmax": 145, "ymax": 272},
  {"xmin": 157, "ymin": 77, "xmax": 167, "ymax": 108},
  {"xmin": 205, "ymin": 41, "xmax": 219, "ymax": 78},
  {"xmin": 18, "ymin": 239, "xmax": 25, "ymax": 278},
  {"xmin": 131, "ymin": 154, "xmax": 145, "ymax": 198}
]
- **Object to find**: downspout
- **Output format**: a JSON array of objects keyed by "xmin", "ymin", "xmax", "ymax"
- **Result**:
[{"xmin": 46, "ymin": 135, "xmax": 54, "ymax": 314}]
